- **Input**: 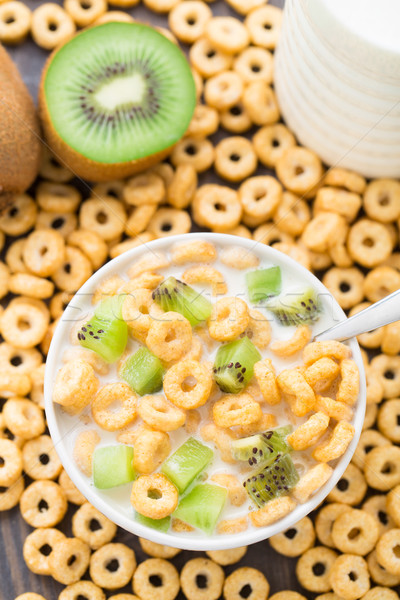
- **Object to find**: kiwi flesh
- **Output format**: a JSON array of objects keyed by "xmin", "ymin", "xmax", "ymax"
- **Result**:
[
  {"xmin": 152, "ymin": 276, "xmax": 212, "ymax": 326},
  {"xmin": 266, "ymin": 287, "xmax": 321, "ymax": 326},
  {"xmin": 173, "ymin": 483, "xmax": 228, "ymax": 535},
  {"xmin": 78, "ymin": 295, "xmax": 128, "ymax": 362},
  {"xmin": 39, "ymin": 23, "xmax": 196, "ymax": 182},
  {"xmin": 0, "ymin": 46, "xmax": 41, "ymax": 210},
  {"xmin": 213, "ymin": 336, "xmax": 261, "ymax": 394},
  {"xmin": 231, "ymin": 426, "xmax": 292, "ymax": 468},
  {"xmin": 244, "ymin": 453, "xmax": 299, "ymax": 507},
  {"xmin": 120, "ymin": 347, "xmax": 164, "ymax": 396},
  {"xmin": 161, "ymin": 437, "xmax": 213, "ymax": 494}
]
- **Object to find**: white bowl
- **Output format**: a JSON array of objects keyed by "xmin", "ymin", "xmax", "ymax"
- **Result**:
[{"xmin": 45, "ymin": 233, "xmax": 366, "ymax": 551}]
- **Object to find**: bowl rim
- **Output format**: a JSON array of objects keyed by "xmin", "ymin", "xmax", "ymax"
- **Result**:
[{"xmin": 45, "ymin": 232, "xmax": 366, "ymax": 551}]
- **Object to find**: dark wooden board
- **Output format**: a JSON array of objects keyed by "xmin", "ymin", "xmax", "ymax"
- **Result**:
[{"xmin": 1, "ymin": 2, "xmax": 321, "ymax": 599}]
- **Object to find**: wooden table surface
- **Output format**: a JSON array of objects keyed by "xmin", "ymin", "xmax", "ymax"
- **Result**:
[{"xmin": 1, "ymin": 1, "xmax": 319, "ymax": 598}]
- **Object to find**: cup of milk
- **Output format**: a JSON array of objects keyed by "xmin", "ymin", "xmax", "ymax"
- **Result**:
[{"xmin": 274, "ymin": 0, "xmax": 400, "ymax": 178}]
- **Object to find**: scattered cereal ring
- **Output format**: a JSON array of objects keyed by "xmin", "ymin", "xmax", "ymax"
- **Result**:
[
  {"xmin": 347, "ymin": 219, "xmax": 393, "ymax": 267},
  {"xmin": 327, "ymin": 463, "xmax": 367, "ymax": 506},
  {"xmin": 23, "ymin": 527, "xmax": 65, "ymax": 575},
  {"xmin": 171, "ymin": 137, "xmax": 215, "ymax": 172},
  {"xmin": 331, "ymin": 508, "xmax": 379, "ymax": 556},
  {"xmin": 214, "ymin": 136, "xmax": 257, "ymax": 182},
  {"xmin": 48, "ymin": 537, "xmax": 91, "ymax": 585},
  {"xmin": 169, "ymin": 1, "xmax": 212, "ymax": 44},
  {"xmin": 180, "ymin": 557, "xmax": 224, "ymax": 600},
  {"xmin": 223, "ymin": 567, "xmax": 269, "ymax": 600},
  {"xmin": 64, "ymin": 0, "xmax": 106, "ymax": 26},
  {"xmin": 90, "ymin": 543, "xmax": 136, "ymax": 589},
  {"xmin": 206, "ymin": 547, "xmax": 247, "ymax": 566},
  {"xmin": 58, "ymin": 581, "xmax": 105, "ymax": 600},
  {"xmin": 296, "ymin": 546, "xmax": 338, "ymax": 593},
  {"xmin": 329, "ymin": 554, "xmax": 370, "ymax": 599},
  {"xmin": 0, "ymin": 194, "xmax": 37, "ymax": 237},
  {"xmin": 51, "ymin": 246, "xmax": 92, "ymax": 292},
  {"xmin": 0, "ymin": 1, "xmax": 31, "ymax": 44},
  {"xmin": 192, "ymin": 185, "xmax": 242, "ymax": 232},
  {"xmin": 139, "ymin": 538, "xmax": 181, "ymax": 559},
  {"xmin": 31, "ymin": 3, "xmax": 76, "ymax": 50},
  {"xmin": 67, "ymin": 228, "xmax": 108, "ymax": 271},
  {"xmin": 79, "ymin": 197, "xmax": 126, "ymax": 240},
  {"xmin": 364, "ymin": 178, "xmax": 400, "ymax": 223},
  {"xmin": 3, "ymin": 398, "xmax": 45, "ymax": 440},
  {"xmin": 167, "ymin": 164, "xmax": 198, "ymax": 209},
  {"xmin": 315, "ymin": 502, "xmax": 352, "ymax": 548},
  {"xmin": 0, "ymin": 476, "xmax": 24, "ymax": 511},
  {"xmin": 58, "ymin": 469, "xmax": 86, "ymax": 505},
  {"xmin": 234, "ymin": 46, "xmax": 273, "ymax": 84},
  {"xmin": 1, "ymin": 299, "xmax": 49, "ymax": 348},
  {"xmin": 269, "ymin": 516, "xmax": 315, "ymax": 558},
  {"xmin": 364, "ymin": 445, "xmax": 400, "ymax": 491},
  {"xmin": 132, "ymin": 558, "xmax": 180, "ymax": 600},
  {"xmin": 20, "ymin": 480, "xmax": 68, "ymax": 528},
  {"xmin": 245, "ymin": 5, "xmax": 282, "ymax": 49},
  {"xmin": 0, "ymin": 438, "xmax": 22, "ymax": 486},
  {"xmin": 22, "ymin": 435, "xmax": 62, "ymax": 480},
  {"xmin": 72, "ymin": 501, "xmax": 117, "ymax": 550},
  {"xmin": 204, "ymin": 70, "xmax": 244, "ymax": 111},
  {"xmin": 367, "ymin": 549, "xmax": 400, "ymax": 587},
  {"xmin": 205, "ymin": 16, "xmax": 249, "ymax": 54},
  {"xmin": 363, "ymin": 494, "xmax": 395, "ymax": 536}
]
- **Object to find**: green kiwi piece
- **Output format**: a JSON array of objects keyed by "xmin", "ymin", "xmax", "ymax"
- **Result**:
[
  {"xmin": 265, "ymin": 287, "xmax": 321, "ymax": 326},
  {"xmin": 231, "ymin": 426, "xmax": 292, "ymax": 468},
  {"xmin": 42, "ymin": 23, "xmax": 196, "ymax": 165},
  {"xmin": 135, "ymin": 513, "xmax": 171, "ymax": 533},
  {"xmin": 246, "ymin": 266, "xmax": 282, "ymax": 303},
  {"xmin": 152, "ymin": 276, "xmax": 212, "ymax": 326},
  {"xmin": 93, "ymin": 445, "xmax": 135, "ymax": 489},
  {"xmin": 244, "ymin": 454, "xmax": 299, "ymax": 508},
  {"xmin": 161, "ymin": 437, "xmax": 213, "ymax": 494},
  {"xmin": 173, "ymin": 483, "xmax": 227, "ymax": 535},
  {"xmin": 78, "ymin": 296, "xmax": 128, "ymax": 363},
  {"xmin": 120, "ymin": 347, "xmax": 164, "ymax": 396},
  {"xmin": 213, "ymin": 336, "xmax": 261, "ymax": 394}
]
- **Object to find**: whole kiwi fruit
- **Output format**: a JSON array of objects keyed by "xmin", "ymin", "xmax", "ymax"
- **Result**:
[
  {"xmin": 39, "ymin": 22, "xmax": 197, "ymax": 182},
  {"xmin": 0, "ymin": 45, "xmax": 41, "ymax": 210}
]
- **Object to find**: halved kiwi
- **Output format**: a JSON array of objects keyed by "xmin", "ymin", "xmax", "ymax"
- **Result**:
[{"xmin": 39, "ymin": 23, "xmax": 196, "ymax": 181}]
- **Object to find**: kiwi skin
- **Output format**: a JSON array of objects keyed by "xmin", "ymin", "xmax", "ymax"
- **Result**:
[
  {"xmin": 0, "ymin": 45, "xmax": 41, "ymax": 211},
  {"xmin": 38, "ymin": 29, "xmax": 177, "ymax": 182}
]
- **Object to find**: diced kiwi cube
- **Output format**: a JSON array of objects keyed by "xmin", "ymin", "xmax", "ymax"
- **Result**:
[
  {"xmin": 135, "ymin": 512, "xmax": 171, "ymax": 533},
  {"xmin": 161, "ymin": 438, "xmax": 213, "ymax": 494},
  {"xmin": 213, "ymin": 336, "xmax": 261, "ymax": 394},
  {"xmin": 93, "ymin": 445, "xmax": 135, "ymax": 489},
  {"xmin": 246, "ymin": 266, "xmax": 282, "ymax": 303},
  {"xmin": 120, "ymin": 347, "xmax": 164, "ymax": 396},
  {"xmin": 152, "ymin": 276, "xmax": 212, "ymax": 326},
  {"xmin": 173, "ymin": 483, "xmax": 227, "ymax": 535}
]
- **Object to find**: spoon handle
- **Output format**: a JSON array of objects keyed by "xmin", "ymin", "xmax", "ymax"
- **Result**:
[{"xmin": 314, "ymin": 288, "xmax": 400, "ymax": 342}]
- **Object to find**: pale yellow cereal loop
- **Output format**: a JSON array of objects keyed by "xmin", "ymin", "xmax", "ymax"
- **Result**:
[
  {"xmin": 312, "ymin": 421, "xmax": 355, "ymax": 462},
  {"xmin": 270, "ymin": 326, "xmax": 311, "ymax": 357},
  {"xmin": 287, "ymin": 412, "xmax": 330, "ymax": 451}
]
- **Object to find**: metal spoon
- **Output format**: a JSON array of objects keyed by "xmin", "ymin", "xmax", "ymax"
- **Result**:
[{"xmin": 314, "ymin": 288, "xmax": 400, "ymax": 342}]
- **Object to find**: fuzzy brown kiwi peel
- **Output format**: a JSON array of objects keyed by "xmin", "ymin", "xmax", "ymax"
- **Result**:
[
  {"xmin": 38, "ymin": 23, "xmax": 197, "ymax": 182},
  {"xmin": 0, "ymin": 45, "xmax": 41, "ymax": 211}
]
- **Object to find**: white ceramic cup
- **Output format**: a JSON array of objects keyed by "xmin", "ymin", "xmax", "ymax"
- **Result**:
[
  {"xmin": 45, "ymin": 233, "xmax": 366, "ymax": 550},
  {"xmin": 274, "ymin": 0, "xmax": 400, "ymax": 178}
]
